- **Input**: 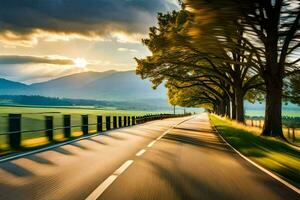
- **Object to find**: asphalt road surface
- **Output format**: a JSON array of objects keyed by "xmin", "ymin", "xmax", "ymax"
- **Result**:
[{"xmin": 0, "ymin": 114, "xmax": 299, "ymax": 200}]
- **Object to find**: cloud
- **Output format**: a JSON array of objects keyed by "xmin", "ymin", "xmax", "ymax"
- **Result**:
[
  {"xmin": 1, "ymin": 63, "xmax": 86, "ymax": 84},
  {"xmin": 0, "ymin": 54, "xmax": 134, "ymax": 83},
  {"xmin": 117, "ymin": 48, "xmax": 138, "ymax": 53},
  {"xmin": 0, "ymin": 55, "xmax": 75, "ymax": 65},
  {"xmin": 0, "ymin": 0, "xmax": 179, "ymax": 46}
]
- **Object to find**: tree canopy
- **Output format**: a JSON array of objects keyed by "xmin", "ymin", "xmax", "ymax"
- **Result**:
[{"xmin": 136, "ymin": 0, "xmax": 300, "ymax": 139}]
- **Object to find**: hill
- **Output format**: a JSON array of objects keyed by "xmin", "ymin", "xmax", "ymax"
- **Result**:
[{"xmin": 0, "ymin": 70, "xmax": 169, "ymax": 107}]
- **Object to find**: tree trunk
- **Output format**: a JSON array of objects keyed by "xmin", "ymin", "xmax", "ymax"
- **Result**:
[
  {"xmin": 262, "ymin": 75, "xmax": 284, "ymax": 138},
  {"xmin": 235, "ymin": 88, "xmax": 244, "ymax": 123},
  {"xmin": 231, "ymin": 95, "xmax": 236, "ymax": 120},
  {"xmin": 225, "ymin": 97, "xmax": 231, "ymax": 117},
  {"xmin": 219, "ymin": 100, "xmax": 226, "ymax": 116},
  {"xmin": 226, "ymin": 101, "xmax": 231, "ymax": 117}
]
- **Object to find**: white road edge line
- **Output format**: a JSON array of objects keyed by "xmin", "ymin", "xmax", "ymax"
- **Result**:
[
  {"xmin": 85, "ymin": 160, "xmax": 134, "ymax": 200},
  {"xmin": 136, "ymin": 149, "xmax": 146, "ymax": 156},
  {"xmin": 211, "ymin": 120, "xmax": 300, "ymax": 195},
  {"xmin": 147, "ymin": 140, "xmax": 156, "ymax": 147}
]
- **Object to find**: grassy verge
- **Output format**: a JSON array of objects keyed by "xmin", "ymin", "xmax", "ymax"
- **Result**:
[{"xmin": 209, "ymin": 114, "xmax": 300, "ymax": 188}]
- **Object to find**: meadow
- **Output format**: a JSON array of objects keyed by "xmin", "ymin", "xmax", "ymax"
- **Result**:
[{"xmin": 0, "ymin": 105, "xmax": 161, "ymax": 153}]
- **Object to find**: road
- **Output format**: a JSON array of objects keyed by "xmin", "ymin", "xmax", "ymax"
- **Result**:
[{"xmin": 0, "ymin": 113, "xmax": 298, "ymax": 200}]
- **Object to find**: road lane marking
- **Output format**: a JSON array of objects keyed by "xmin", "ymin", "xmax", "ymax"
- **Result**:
[
  {"xmin": 147, "ymin": 140, "xmax": 156, "ymax": 147},
  {"xmin": 114, "ymin": 160, "xmax": 134, "ymax": 175},
  {"xmin": 85, "ymin": 160, "xmax": 134, "ymax": 200},
  {"xmin": 85, "ymin": 116, "xmax": 196, "ymax": 200},
  {"xmin": 85, "ymin": 175, "xmax": 118, "ymax": 200},
  {"xmin": 136, "ymin": 149, "xmax": 146, "ymax": 156}
]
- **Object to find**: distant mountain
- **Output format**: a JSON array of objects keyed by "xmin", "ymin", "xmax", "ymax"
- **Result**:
[
  {"xmin": 0, "ymin": 70, "xmax": 169, "ymax": 107},
  {"xmin": 0, "ymin": 78, "xmax": 29, "ymax": 95},
  {"xmin": 0, "ymin": 78, "xmax": 28, "ymax": 89},
  {"xmin": 31, "ymin": 70, "xmax": 116, "ymax": 90},
  {"xmin": 0, "ymin": 95, "xmax": 169, "ymax": 110},
  {"xmin": 83, "ymin": 71, "xmax": 166, "ymax": 100}
]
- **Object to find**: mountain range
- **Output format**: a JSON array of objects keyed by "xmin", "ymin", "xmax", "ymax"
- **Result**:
[
  {"xmin": 1, "ymin": 71, "xmax": 298, "ymax": 112},
  {"xmin": 0, "ymin": 70, "xmax": 169, "ymax": 107}
]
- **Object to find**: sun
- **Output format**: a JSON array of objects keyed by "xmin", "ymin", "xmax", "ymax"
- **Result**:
[{"xmin": 74, "ymin": 57, "xmax": 87, "ymax": 68}]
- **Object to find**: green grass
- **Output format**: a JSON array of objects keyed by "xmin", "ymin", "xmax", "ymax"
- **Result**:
[
  {"xmin": 210, "ymin": 114, "xmax": 300, "ymax": 188},
  {"xmin": 0, "ymin": 106, "xmax": 162, "ymax": 154},
  {"xmin": 244, "ymin": 119, "xmax": 300, "ymax": 145}
]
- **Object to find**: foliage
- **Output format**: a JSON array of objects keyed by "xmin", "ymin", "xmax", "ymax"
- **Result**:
[
  {"xmin": 136, "ymin": 6, "xmax": 264, "ymax": 122},
  {"xmin": 289, "ymin": 74, "xmax": 300, "ymax": 105},
  {"xmin": 184, "ymin": 0, "xmax": 300, "ymax": 137}
]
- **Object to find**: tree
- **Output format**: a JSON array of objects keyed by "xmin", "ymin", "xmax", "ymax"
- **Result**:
[
  {"xmin": 185, "ymin": 0, "xmax": 300, "ymax": 138},
  {"xmin": 136, "ymin": 9, "xmax": 262, "ymax": 122},
  {"xmin": 288, "ymin": 74, "xmax": 300, "ymax": 105}
]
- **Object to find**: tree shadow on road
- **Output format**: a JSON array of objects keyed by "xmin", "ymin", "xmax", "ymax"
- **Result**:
[
  {"xmin": 146, "ymin": 159, "xmax": 234, "ymax": 200},
  {"xmin": 174, "ymin": 127, "xmax": 215, "ymax": 134},
  {"xmin": 163, "ymin": 133, "xmax": 232, "ymax": 152}
]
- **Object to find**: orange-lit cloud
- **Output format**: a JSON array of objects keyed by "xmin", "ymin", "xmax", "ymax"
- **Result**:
[{"xmin": 0, "ymin": 55, "xmax": 75, "ymax": 65}]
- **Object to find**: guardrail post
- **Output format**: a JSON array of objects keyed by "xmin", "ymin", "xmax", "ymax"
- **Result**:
[
  {"xmin": 63, "ymin": 115, "xmax": 71, "ymax": 138},
  {"xmin": 124, "ymin": 116, "xmax": 127, "ymax": 127},
  {"xmin": 132, "ymin": 116, "xmax": 136, "ymax": 125},
  {"xmin": 106, "ymin": 116, "xmax": 111, "ymax": 130},
  {"xmin": 97, "ymin": 116, "xmax": 103, "ymax": 133},
  {"xmin": 45, "ymin": 116, "xmax": 54, "ymax": 142},
  {"xmin": 82, "ymin": 115, "xmax": 89, "ymax": 135},
  {"xmin": 113, "ymin": 116, "xmax": 117, "ymax": 129},
  {"xmin": 251, "ymin": 118, "xmax": 253, "ymax": 126},
  {"xmin": 287, "ymin": 127, "xmax": 290, "ymax": 138},
  {"xmin": 8, "ymin": 114, "xmax": 21, "ymax": 149},
  {"xmin": 118, "ymin": 116, "xmax": 122, "ymax": 127},
  {"xmin": 128, "ymin": 116, "xmax": 131, "ymax": 126}
]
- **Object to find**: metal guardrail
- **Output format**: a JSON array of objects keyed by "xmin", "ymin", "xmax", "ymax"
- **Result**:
[{"xmin": 0, "ymin": 113, "xmax": 191, "ymax": 149}]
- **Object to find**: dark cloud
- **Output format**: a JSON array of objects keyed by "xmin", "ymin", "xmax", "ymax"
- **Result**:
[
  {"xmin": 0, "ymin": 55, "xmax": 74, "ymax": 65},
  {"xmin": 0, "ymin": 0, "xmax": 178, "ymax": 42}
]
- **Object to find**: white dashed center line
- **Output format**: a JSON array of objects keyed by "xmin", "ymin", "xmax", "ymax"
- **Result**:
[
  {"xmin": 85, "ymin": 160, "xmax": 134, "ymax": 200},
  {"xmin": 147, "ymin": 140, "xmax": 156, "ymax": 147},
  {"xmin": 85, "ymin": 116, "xmax": 195, "ymax": 200},
  {"xmin": 136, "ymin": 149, "xmax": 146, "ymax": 156}
]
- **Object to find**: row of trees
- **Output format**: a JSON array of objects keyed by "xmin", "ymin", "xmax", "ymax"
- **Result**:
[{"xmin": 136, "ymin": 0, "xmax": 300, "ymax": 139}]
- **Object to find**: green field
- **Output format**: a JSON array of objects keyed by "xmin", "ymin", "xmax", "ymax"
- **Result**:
[{"xmin": 0, "ymin": 105, "xmax": 162, "ymax": 153}]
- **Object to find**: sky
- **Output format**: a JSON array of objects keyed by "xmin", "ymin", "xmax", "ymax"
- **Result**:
[{"xmin": 0, "ymin": 0, "xmax": 179, "ymax": 83}]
